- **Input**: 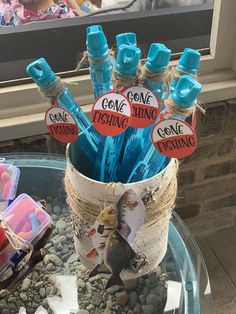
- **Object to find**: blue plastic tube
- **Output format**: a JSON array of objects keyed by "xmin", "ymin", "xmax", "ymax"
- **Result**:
[
  {"xmin": 127, "ymin": 75, "xmax": 202, "ymax": 183},
  {"xmin": 119, "ymin": 43, "xmax": 171, "ymax": 182},
  {"xmin": 86, "ymin": 25, "xmax": 113, "ymax": 99},
  {"xmin": 26, "ymin": 58, "xmax": 100, "ymax": 166},
  {"xmin": 92, "ymin": 44, "xmax": 141, "ymax": 182}
]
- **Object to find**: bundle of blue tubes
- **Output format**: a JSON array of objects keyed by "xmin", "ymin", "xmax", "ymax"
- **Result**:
[{"xmin": 27, "ymin": 25, "xmax": 202, "ymax": 184}]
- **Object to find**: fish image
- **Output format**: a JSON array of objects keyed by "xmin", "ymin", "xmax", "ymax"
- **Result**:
[
  {"xmin": 104, "ymin": 230, "xmax": 137, "ymax": 289},
  {"xmin": 116, "ymin": 189, "xmax": 147, "ymax": 244},
  {"xmin": 87, "ymin": 206, "xmax": 116, "ymax": 266},
  {"xmin": 87, "ymin": 189, "xmax": 147, "ymax": 287}
]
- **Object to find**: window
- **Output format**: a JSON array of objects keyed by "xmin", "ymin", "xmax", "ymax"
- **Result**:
[
  {"xmin": 0, "ymin": 0, "xmax": 213, "ymax": 83},
  {"xmin": 1, "ymin": 0, "xmax": 236, "ymax": 141}
]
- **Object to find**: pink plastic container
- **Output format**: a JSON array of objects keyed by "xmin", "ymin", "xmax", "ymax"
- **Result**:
[{"xmin": 0, "ymin": 194, "xmax": 52, "ymax": 274}]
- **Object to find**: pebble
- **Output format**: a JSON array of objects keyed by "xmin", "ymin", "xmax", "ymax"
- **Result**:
[
  {"xmin": 46, "ymin": 263, "xmax": 54, "ymax": 271},
  {"xmin": 124, "ymin": 278, "xmax": 138, "ymax": 290},
  {"xmin": 142, "ymin": 305, "xmax": 154, "ymax": 314},
  {"xmin": 56, "ymin": 219, "xmax": 67, "ymax": 234},
  {"xmin": 53, "ymin": 204, "xmax": 61, "ymax": 215},
  {"xmin": 39, "ymin": 287, "xmax": 46, "ymax": 298},
  {"xmin": 154, "ymin": 266, "xmax": 162, "ymax": 277},
  {"xmin": 31, "ymin": 271, "xmax": 39, "ymax": 281},
  {"xmin": 116, "ymin": 291, "xmax": 128, "ymax": 305},
  {"xmin": 86, "ymin": 282, "xmax": 92, "ymax": 294},
  {"xmin": 20, "ymin": 292, "xmax": 27, "ymax": 301},
  {"xmin": 46, "ymin": 203, "xmax": 53, "ymax": 214},
  {"xmin": 21, "ymin": 278, "xmax": 31, "ymax": 291},
  {"xmin": 86, "ymin": 304, "xmax": 95, "ymax": 311},
  {"xmin": 146, "ymin": 293, "xmax": 159, "ymax": 307},
  {"xmin": 78, "ymin": 311, "xmax": 89, "ymax": 314},
  {"xmin": 68, "ymin": 253, "xmax": 79, "ymax": 264},
  {"xmin": 35, "ymin": 281, "xmax": 44, "ymax": 289},
  {"xmin": 77, "ymin": 278, "xmax": 86, "ymax": 288},
  {"xmin": 139, "ymin": 294, "xmax": 145, "ymax": 305},
  {"xmin": 134, "ymin": 303, "xmax": 142, "ymax": 313},
  {"xmin": 129, "ymin": 291, "xmax": 138, "ymax": 308},
  {"xmin": 59, "ymin": 235, "xmax": 67, "ymax": 244},
  {"xmin": 91, "ymin": 293, "xmax": 103, "ymax": 306},
  {"xmin": 45, "ymin": 253, "xmax": 63, "ymax": 266}
]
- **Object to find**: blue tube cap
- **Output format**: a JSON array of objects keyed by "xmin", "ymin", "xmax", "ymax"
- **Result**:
[
  {"xmin": 146, "ymin": 43, "xmax": 171, "ymax": 73},
  {"xmin": 86, "ymin": 25, "xmax": 108, "ymax": 60},
  {"xmin": 26, "ymin": 58, "xmax": 56, "ymax": 87},
  {"xmin": 171, "ymin": 75, "xmax": 202, "ymax": 108},
  {"xmin": 177, "ymin": 48, "xmax": 201, "ymax": 75},
  {"xmin": 116, "ymin": 33, "xmax": 137, "ymax": 48},
  {"xmin": 116, "ymin": 44, "xmax": 141, "ymax": 77}
]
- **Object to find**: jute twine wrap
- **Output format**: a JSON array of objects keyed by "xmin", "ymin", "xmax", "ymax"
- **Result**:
[
  {"xmin": 38, "ymin": 77, "xmax": 65, "ymax": 100},
  {"xmin": 164, "ymin": 97, "xmax": 206, "ymax": 118},
  {"xmin": 138, "ymin": 64, "xmax": 171, "ymax": 90},
  {"xmin": 65, "ymin": 164, "xmax": 178, "ymax": 226},
  {"xmin": 64, "ymin": 148, "xmax": 179, "ymax": 278},
  {"xmin": 112, "ymin": 68, "xmax": 139, "ymax": 89}
]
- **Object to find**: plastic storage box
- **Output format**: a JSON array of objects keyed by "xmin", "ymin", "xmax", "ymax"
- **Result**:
[{"xmin": 0, "ymin": 194, "xmax": 52, "ymax": 275}]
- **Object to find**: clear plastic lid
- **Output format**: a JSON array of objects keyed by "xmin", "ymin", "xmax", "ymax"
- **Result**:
[
  {"xmin": 0, "ymin": 161, "xmax": 20, "ymax": 202},
  {"xmin": 2, "ymin": 193, "xmax": 52, "ymax": 247}
]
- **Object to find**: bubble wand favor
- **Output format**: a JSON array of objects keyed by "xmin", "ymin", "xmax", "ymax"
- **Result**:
[
  {"xmin": 27, "ymin": 58, "xmax": 100, "ymax": 168},
  {"xmin": 119, "ymin": 43, "xmax": 171, "ymax": 182},
  {"xmin": 127, "ymin": 75, "xmax": 202, "ymax": 183},
  {"xmin": 92, "ymin": 44, "xmax": 141, "ymax": 182},
  {"xmin": 86, "ymin": 25, "xmax": 113, "ymax": 99}
]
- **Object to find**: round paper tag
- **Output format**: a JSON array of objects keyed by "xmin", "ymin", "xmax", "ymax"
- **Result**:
[
  {"xmin": 151, "ymin": 118, "xmax": 197, "ymax": 158},
  {"xmin": 123, "ymin": 85, "xmax": 160, "ymax": 128},
  {"xmin": 91, "ymin": 92, "xmax": 132, "ymax": 136},
  {"xmin": 45, "ymin": 107, "xmax": 79, "ymax": 143}
]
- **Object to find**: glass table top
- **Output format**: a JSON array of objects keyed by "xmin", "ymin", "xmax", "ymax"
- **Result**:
[{"xmin": 0, "ymin": 154, "xmax": 212, "ymax": 314}]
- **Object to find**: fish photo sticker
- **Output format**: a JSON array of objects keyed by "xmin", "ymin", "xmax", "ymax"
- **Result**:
[{"xmin": 86, "ymin": 189, "xmax": 147, "ymax": 289}]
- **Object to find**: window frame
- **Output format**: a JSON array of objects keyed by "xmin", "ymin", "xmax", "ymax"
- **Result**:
[{"xmin": 0, "ymin": 3, "xmax": 213, "ymax": 82}]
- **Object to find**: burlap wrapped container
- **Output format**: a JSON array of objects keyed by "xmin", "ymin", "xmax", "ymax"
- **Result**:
[{"xmin": 65, "ymin": 145, "xmax": 178, "ymax": 280}]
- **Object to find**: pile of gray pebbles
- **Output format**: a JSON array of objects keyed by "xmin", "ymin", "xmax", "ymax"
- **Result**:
[{"xmin": 0, "ymin": 197, "xmax": 178, "ymax": 314}]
